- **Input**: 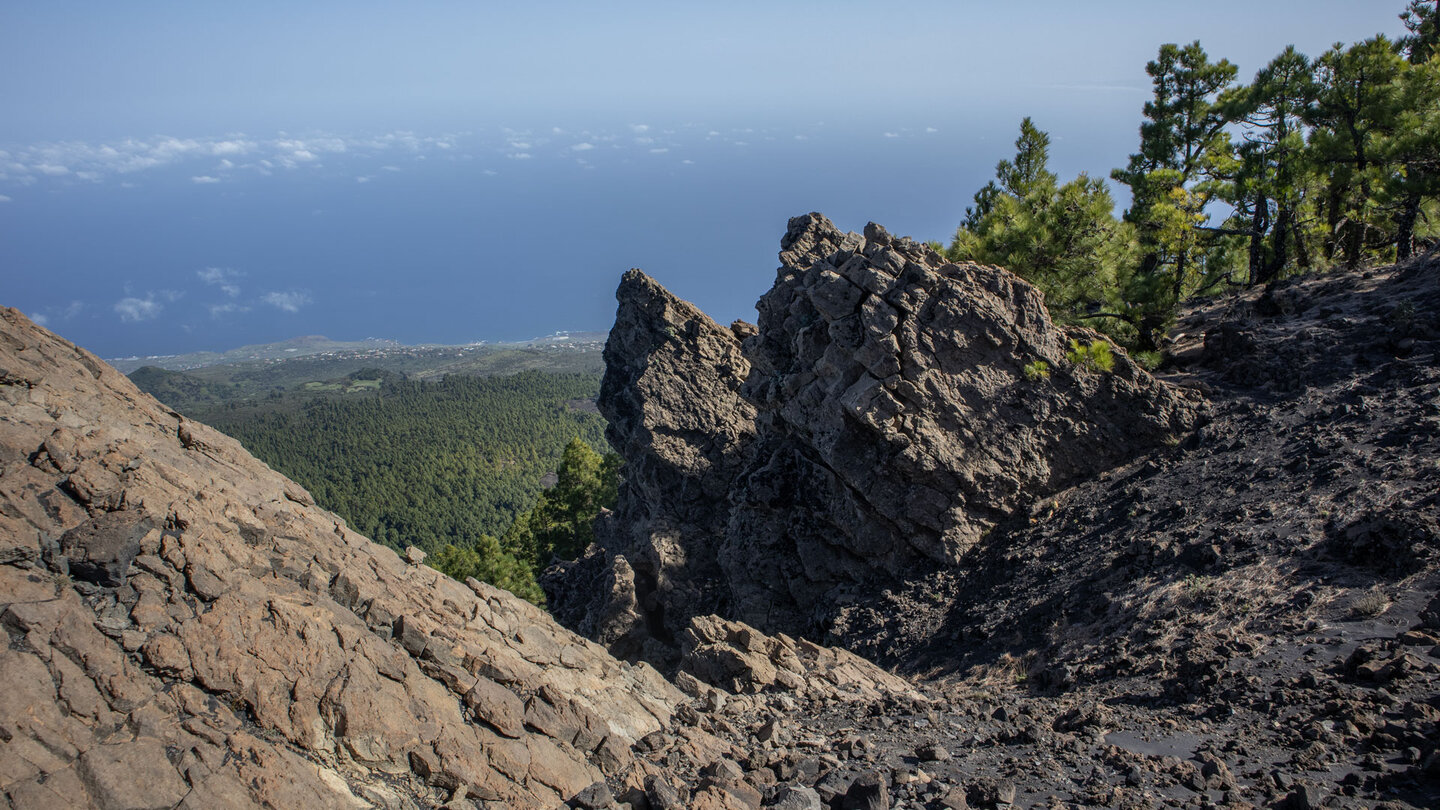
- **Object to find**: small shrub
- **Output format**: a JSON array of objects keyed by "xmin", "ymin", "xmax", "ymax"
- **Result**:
[
  {"xmin": 1066, "ymin": 339, "xmax": 1115, "ymax": 373},
  {"xmin": 1349, "ymin": 586, "xmax": 1390, "ymax": 618},
  {"xmin": 1134, "ymin": 350, "xmax": 1163, "ymax": 370},
  {"xmin": 1022, "ymin": 360, "xmax": 1051, "ymax": 380},
  {"xmin": 1182, "ymin": 573, "xmax": 1217, "ymax": 606}
]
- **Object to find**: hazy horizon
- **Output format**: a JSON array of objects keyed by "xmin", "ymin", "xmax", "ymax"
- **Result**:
[{"xmin": 3, "ymin": 1, "xmax": 1410, "ymax": 358}]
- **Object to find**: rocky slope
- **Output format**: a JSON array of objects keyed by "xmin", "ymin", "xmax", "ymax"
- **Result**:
[
  {"xmin": 5, "ymin": 212, "xmax": 1438, "ymax": 810},
  {"xmin": 546, "ymin": 218, "xmax": 1440, "ymax": 809},
  {"xmin": 0, "ymin": 305, "xmax": 692, "ymax": 807},
  {"xmin": 547, "ymin": 213, "xmax": 1202, "ymax": 665}
]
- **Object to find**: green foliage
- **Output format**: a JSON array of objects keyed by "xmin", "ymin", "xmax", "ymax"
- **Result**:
[
  {"xmin": 949, "ymin": 119, "xmax": 1137, "ymax": 344},
  {"xmin": 198, "ymin": 369, "xmax": 607, "ymax": 554},
  {"xmin": 1022, "ymin": 360, "xmax": 1051, "ymax": 381},
  {"xmin": 1133, "ymin": 350, "xmax": 1164, "ymax": 370},
  {"xmin": 503, "ymin": 438, "xmax": 620, "ymax": 566},
  {"xmin": 947, "ymin": 5, "xmax": 1440, "ymax": 356},
  {"xmin": 1307, "ymin": 35, "xmax": 1408, "ymax": 267},
  {"xmin": 1065, "ymin": 339, "xmax": 1115, "ymax": 373},
  {"xmin": 1221, "ymin": 45, "xmax": 1318, "ymax": 285},
  {"xmin": 1111, "ymin": 41, "xmax": 1239, "ymax": 347},
  {"xmin": 429, "ymin": 537, "xmax": 544, "ymax": 604},
  {"xmin": 1401, "ymin": 1, "xmax": 1438, "ymax": 63}
]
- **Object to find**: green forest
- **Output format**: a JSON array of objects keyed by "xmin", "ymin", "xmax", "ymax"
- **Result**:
[
  {"xmin": 945, "ymin": 1, "xmax": 1438, "ymax": 355},
  {"xmin": 177, "ymin": 370, "xmax": 615, "ymax": 602}
]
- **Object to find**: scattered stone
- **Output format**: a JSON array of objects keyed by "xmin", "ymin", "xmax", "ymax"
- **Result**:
[{"xmin": 842, "ymin": 772, "xmax": 890, "ymax": 810}]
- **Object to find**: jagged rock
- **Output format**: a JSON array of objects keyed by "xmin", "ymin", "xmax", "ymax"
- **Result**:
[
  {"xmin": 545, "ymin": 268, "xmax": 759, "ymax": 664},
  {"xmin": 678, "ymin": 615, "xmax": 924, "ymax": 704},
  {"xmin": 0, "ymin": 306, "xmax": 704, "ymax": 809},
  {"xmin": 549, "ymin": 213, "xmax": 1203, "ymax": 661}
]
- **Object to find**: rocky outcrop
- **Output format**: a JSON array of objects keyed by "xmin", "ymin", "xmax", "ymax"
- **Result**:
[
  {"xmin": 677, "ymin": 616, "xmax": 924, "ymax": 705},
  {"xmin": 544, "ymin": 270, "xmax": 758, "ymax": 664},
  {"xmin": 549, "ymin": 213, "xmax": 1203, "ymax": 663},
  {"xmin": 0, "ymin": 307, "xmax": 690, "ymax": 809}
]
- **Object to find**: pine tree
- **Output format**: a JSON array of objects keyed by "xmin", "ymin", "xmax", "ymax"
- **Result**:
[
  {"xmin": 1308, "ymin": 36, "xmax": 1407, "ymax": 266},
  {"xmin": 1223, "ymin": 46, "xmax": 1318, "ymax": 285},
  {"xmin": 1112, "ymin": 41, "xmax": 1239, "ymax": 346}
]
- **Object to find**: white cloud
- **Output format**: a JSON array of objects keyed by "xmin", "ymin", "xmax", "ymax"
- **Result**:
[
  {"xmin": 508, "ymin": 141, "xmax": 531, "ymax": 150},
  {"xmin": 482, "ymin": 169, "xmax": 498, "ymax": 176},
  {"xmin": 356, "ymin": 175, "xmax": 372, "ymax": 183},
  {"xmin": 208, "ymin": 303, "xmax": 250, "ymax": 318},
  {"xmin": 263, "ymin": 291, "xmax": 311, "ymax": 313},
  {"xmin": 197, "ymin": 267, "xmax": 242, "ymax": 297},
  {"xmin": 926, "ymin": 127, "xmax": 939, "ymax": 133},
  {"xmin": 210, "ymin": 140, "xmax": 254, "ymax": 156},
  {"xmin": 114, "ymin": 296, "xmax": 164, "ymax": 322},
  {"xmin": 381, "ymin": 165, "xmax": 401, "ymax": 172},
  {"xmin": 649, "ymin": 148, "xmax": 670, "ymax": 154},
  {"xmin": 6, "ymin": 131, "xmax": 477, "ymax": 188},
  {"xmin": 570, "ymin": 143, "xmax": 595, "ymax": 151},
  {"xmin": 883, "ymin": 132, "xmax": 900, "ymax": 138},
  {"xmin": 0, "ymin": 195, "xmax": 11, "ymax": 203},
  {"xmin": 630, "ymin": 124, "xmax": 649, "ymax": 134},
  {"xmin": 30, "ymin": 313, "xmax": 48, "ymax": 326},
  {"xmin": 507, "ymin": 152, "xmax": 532, "ymax": 160},
  {"xmin": 682, "ymin": 159, "xmax": 695, "ymax": 165},
  {"xmin": 191, "ymin": 175, "xmax": 221, "ymax": 184}
]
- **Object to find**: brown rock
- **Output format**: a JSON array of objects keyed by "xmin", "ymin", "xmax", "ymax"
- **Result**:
[
  {"xmin": 0, "ymin": 306, "xmax": 689, "ymax": 809},
  {"xmin": 77, "ymin": 738, "xmax": 189, "ymax": 810}
]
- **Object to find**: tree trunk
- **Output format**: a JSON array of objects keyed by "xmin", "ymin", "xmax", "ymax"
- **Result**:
[{"xmin": 1395, "ymin": 191, "xmax": 1422, "ymax": 260}]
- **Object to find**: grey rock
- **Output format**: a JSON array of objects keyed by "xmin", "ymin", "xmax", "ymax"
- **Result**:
[
  {"xmin": 842, "ymin": 772, "xmax": 890, "ymax": 810},
  {"xmin": 548, "ymin": 213, "xmax": 1202, "ymax": 664},
  {"xmin": 770, "ymin": 784, "xmax": 824, "ymax": 810},
  {"xmin": 59, "ymin": 511, "xmax": 151, "ymax": 587}
]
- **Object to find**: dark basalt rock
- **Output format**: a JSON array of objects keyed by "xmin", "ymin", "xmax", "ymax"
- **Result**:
[
  {"xmin": 546, "ymin": 213, "xmax": 1204, "ymax": 664},
  {"xmin": 58, "ymin": 511, "xmax": 152, "ymax": 587}
]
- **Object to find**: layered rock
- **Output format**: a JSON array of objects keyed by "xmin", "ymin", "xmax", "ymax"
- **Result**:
[
  {"xmin": 0, "ymin": 307, "xmax": 687, "ymax": 809},
  {"xmin": 550, "ymin": 213, "xmax": 1203, "ymax": 662}
]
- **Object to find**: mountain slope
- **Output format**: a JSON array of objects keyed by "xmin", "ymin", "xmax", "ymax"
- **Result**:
[{"xmin": 0, "ymin": 308, "xmax": 681, "ymax": 809}]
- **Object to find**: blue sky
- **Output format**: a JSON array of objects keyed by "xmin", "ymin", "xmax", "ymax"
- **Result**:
[{"xmin": 1, "ymin": 1, "xmax": 1412, "ymax": 358}]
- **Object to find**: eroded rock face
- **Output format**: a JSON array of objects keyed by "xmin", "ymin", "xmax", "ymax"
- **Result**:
[
  {"xmin": 545, "ymin": 269, "xmax": 758, "ymax": 664},
  {"xmin": 550, "ymin": 213, "xmax": 1203, "ymax": 662},
  {"xmin": 0, "ymin": 307, "xmax": 688, "ymax": 809}
]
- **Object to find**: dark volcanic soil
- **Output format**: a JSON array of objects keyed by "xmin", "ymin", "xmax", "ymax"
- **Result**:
[{"xmin": 627, "ymin": 256, "xmax": 1440, "ymax": 810}]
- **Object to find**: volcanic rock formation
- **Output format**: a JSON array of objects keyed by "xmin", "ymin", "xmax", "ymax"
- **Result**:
[{"xmin": 545, "ymin": 213, "xmax": 1204, "ymax": 664}]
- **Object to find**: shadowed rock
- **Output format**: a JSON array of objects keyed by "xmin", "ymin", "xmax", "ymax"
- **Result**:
[{"xmin": 548, "ymin": 213, "xmax": 1204, "ymax": 662}]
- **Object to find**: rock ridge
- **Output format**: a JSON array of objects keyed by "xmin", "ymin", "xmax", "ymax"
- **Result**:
[{"xmin": 547, "ymin": 213, "xmax": 1204, "ymax": 664}]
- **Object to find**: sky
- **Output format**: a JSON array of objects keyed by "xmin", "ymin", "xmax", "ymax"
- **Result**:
[{"xmin": 0, "ymin": 1, "xmax": 1413, "ymax": 359}]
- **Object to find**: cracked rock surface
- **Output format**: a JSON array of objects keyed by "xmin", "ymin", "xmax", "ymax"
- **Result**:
[{"xmin": 0, "ymin": 306, "xmax": 691, "ymax": 809}]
